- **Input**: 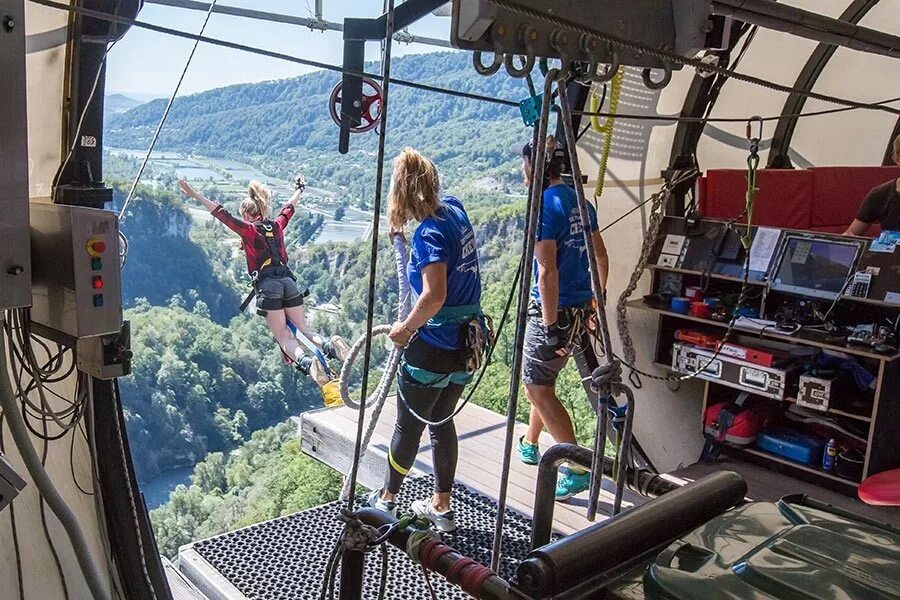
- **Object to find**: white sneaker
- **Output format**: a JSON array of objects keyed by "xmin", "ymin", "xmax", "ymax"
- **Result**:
[
  {"xmin": 410, "ymin": 498, "xmax": 457, "ymax": 533},
  {"xmin": 366, "ymin": 489, "xmax": 397, "ymax": 517}
]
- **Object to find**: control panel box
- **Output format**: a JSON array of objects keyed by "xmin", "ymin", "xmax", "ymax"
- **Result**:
[
  {"xmin": 0, "ymin": 0, "xmax": 32, "ymax": 309},
  {"xmin": 30, "ymin": 204, "xmax": 123, "ymax": 339},
  {"xmin": 672, "ymin": 342, "xmax": 798, "ymax": 400}
]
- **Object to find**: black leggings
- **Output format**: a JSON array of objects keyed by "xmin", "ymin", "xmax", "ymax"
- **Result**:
[{"xmin": 385, "ymin": 371, "xmax": 463, "ymax": 495}]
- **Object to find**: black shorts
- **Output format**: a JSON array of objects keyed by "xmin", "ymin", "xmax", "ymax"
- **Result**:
[{"xmin": 257, "ymin": 276, "xmax": 303, "ymax": 311}]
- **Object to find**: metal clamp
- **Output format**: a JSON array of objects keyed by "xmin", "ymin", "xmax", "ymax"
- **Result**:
[
  {"xmin": 505, "ymin": 24, "xmax": 538, "ymax": 78},
  {"xmin": 580, "ymin": 36, "xmax": 619, "ymax": 84}
]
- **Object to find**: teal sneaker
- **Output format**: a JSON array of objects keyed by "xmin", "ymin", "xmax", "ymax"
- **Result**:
[
  {"xmin": 518, "ymin": 436, "xmax": 541, "ymax": 466},
  {"xmin": 555, "ymin": 470, "xmax": 590, "ymax": 501}
]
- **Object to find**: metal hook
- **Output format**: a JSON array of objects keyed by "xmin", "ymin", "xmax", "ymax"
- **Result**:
[
  {"xmin": 505, "ymin": 53, "xmax": 535, "ymax": 78},
  {"xmin": 641, "ymin": 61, "xmax": 672, "ymax": 90},
  {"xmin": 580, "ymin": 37, "xmax": 619, "ymax": 84},
  {"xmin": 473, "ymin": 50, "xmax": 503, "ymax": 76}
]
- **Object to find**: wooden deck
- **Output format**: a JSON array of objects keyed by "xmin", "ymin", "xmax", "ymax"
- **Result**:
[{"xmin": 300, "ymin": 399, "xmax": 645, "ymax": 536}]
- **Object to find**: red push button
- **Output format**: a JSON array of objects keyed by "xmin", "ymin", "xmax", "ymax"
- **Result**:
[
  {"xmin": 92, "ymin": 276, "xmax": 103, "ymax": 289},
  {"xmin": 87, "ymin": 239, "xmax": 106, "ymax": 257}
]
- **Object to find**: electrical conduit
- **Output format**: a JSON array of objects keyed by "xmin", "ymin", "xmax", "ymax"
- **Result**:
[{"xmin": 0, "ymin": 316, "xmax": 112, "ymax": 600}]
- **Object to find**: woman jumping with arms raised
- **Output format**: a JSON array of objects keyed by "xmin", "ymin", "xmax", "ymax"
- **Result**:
[{"xmin": 179, "ymin": 177, "xmax": 346, "ymax": 381}]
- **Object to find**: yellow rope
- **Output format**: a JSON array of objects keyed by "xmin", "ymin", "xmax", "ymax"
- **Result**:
[{"xmin": 590, "ymin": 67, "xmax": 624, "ymax": 199}]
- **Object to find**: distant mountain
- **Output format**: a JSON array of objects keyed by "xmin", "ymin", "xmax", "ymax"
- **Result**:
[
  {"xmin": 105, "ymin": 52, "xmax": 532, "ymax": 204},
  {"xmin": 105, "ymin": 93, "xmax": 146, "ymax": 114}
]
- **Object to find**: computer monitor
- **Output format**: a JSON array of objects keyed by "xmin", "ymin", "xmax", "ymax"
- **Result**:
[{"xmin": 770, "ymin": 235, "xmax": 862, "ymax": 300}]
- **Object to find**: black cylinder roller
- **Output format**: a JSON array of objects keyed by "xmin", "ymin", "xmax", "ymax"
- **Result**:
[{"xmin": 517, "ymin": 471, "xmax": 747, "ymax": 598}]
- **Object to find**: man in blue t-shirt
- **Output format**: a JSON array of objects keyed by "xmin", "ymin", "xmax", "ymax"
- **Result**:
[{"xmin": 517, "ymin": 139, "xmax": 610, "ymax": 502}]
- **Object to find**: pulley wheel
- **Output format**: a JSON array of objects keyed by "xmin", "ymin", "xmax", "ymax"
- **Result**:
[{"xmin": 329, "ymin": 76, "xmax": 383, "ymax": 133}]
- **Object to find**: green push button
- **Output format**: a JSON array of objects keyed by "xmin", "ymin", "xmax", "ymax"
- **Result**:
[{"xmin": 91, "ymin": 257, "xmax": 102, "ymax": 271}]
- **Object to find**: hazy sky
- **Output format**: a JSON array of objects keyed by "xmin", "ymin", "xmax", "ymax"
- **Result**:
[{"xmin": 106, "ymin": 0, "xmax": 453, "ymax": 97}]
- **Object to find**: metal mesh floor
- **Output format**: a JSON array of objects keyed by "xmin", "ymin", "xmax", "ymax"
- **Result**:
[{"xmin": 192, "ymin": 476, "xmax": 538, "ymax": 599}]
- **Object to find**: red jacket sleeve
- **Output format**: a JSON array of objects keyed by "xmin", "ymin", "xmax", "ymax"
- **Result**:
[
  {"xmin": 212, "ymin": 205, "xmax": 256, "ymax": 238},
  {"xmin": 274, "ymin": 204, "xmax": 296, "ymax": 230}
]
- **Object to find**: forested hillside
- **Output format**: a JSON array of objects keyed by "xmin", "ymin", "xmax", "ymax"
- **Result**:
[
  {"xmin": 115, "ymin": 184, "xmax": 240, "ymax": 324},
  {"xmin": 105, "ymin": 52, "xmax": 531, "ymax": 205}
]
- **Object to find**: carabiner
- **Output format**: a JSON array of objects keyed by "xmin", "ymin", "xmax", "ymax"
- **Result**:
[{"xmin": 746, "ymin": 116, "xmax": 763, "ymax": 145}]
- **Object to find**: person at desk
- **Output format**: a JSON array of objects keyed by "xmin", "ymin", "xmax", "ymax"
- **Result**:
[{"xmin": 843, "ymin": 134, "xmax": 900, "ymax": 236}]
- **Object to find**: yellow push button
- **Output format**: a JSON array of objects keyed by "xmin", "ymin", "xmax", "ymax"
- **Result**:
[{"xmin": 86, "ymin": 239, "xmax": 107, "ymax": 257}]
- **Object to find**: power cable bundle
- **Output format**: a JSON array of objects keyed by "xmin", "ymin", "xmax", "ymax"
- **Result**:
[{"xmin": 0, "ymin": 310, "xmax": 111, "ymax": 600}]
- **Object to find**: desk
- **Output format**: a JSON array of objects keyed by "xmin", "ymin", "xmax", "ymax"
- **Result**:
[{"xmin": 632, "ymin": 218, "xmax": 900, "ymax": 495}]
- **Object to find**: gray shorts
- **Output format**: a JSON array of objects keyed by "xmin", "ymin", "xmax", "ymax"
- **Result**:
[
  {"xmin": 522, "ymin": 316, "xmax": 573, "ymax": 387},
  {"xmin": 257, "ymin": 276, "xmax": 303, "ymax": 311},
  {"xmin": 522, "ymin": 305, "xmax": 601, "ymax": 393}
]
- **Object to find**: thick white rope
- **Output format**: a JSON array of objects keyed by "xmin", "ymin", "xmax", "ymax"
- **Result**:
[{"xmin": 339, "ymin": 235, "xmax": 411, "ymax": 499}]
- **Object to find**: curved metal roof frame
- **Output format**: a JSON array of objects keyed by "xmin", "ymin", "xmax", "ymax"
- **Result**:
[
  {"xmin": 767, "ymin": 0, "xmax": 881, "ymax": 168},
  {"xmin": 668, "ymin": 0, "xmax": 899, "ymax": 185}
]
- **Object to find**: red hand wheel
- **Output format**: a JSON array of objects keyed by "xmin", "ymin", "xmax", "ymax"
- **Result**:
[{"xmin": 329, "ymin": 76, "xmax": 384, "ymax": 133}]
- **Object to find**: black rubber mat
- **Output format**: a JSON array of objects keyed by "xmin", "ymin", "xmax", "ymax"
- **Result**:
[{"xmin": 192, "ymin": 476, "xmax": 538, "ymax": 599}]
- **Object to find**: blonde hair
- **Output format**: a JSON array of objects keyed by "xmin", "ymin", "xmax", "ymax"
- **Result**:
[
  {"xmin": 894, "ymin": 134, "xmax": 900, "ymax": 157},
  {"xmin": 241, "ymin": 181, "xmax": 272, "ymax": 220},
  {"xmin": 388, "ymin": 148, "xmax": 441, "ymax": 231}
]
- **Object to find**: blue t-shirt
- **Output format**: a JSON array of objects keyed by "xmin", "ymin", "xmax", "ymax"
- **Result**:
[
  {"xmin": 408, "ymin": 196, "xmax": 482, "ymax": 350},
  {"xmin": 531, "ymin": 184, "xmax": 600, "ymax": 308}
]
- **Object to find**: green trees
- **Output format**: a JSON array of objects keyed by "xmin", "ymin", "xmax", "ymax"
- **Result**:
[
  {"xmin": 122, "ymin": 303, "xmax": 323, "ymax": 481},
  {"xmin": 150, "ymin": 422, "xmax": 342, "ymax": 558}
]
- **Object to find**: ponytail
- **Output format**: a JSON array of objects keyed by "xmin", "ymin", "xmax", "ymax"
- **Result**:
[{"xmin": 245, "ymin": 181, "xmax": 272, "ymax": 219}]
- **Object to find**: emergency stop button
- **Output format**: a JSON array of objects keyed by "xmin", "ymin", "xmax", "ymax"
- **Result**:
[{"xmin": 87, "ymin": 239, "xmax": 107, "ymax": 257}]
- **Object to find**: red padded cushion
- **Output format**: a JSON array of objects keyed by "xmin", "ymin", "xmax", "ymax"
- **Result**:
[
  {"xmin": 858, "ymin": 468, "xmax": 900, "ymax": 506},
  {"xmin": 810, "ymin": 166, "xmax": 900, "ymax": 229},
  {"xmin": 704, "ymin": 169, "xmax": 813, "ymax": 229}
]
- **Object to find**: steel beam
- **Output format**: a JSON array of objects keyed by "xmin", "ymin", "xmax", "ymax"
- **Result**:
[
  {"xmin": 711, "ymin": 0, "xmax": 900, "ymax": 60},
  {"xmin": 0, "ymin": 0, "xmax": 32, "ymax": 309},
  {"xmin": 144, "ymin": 0, "xmax": 452, "ymax": 47}
]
